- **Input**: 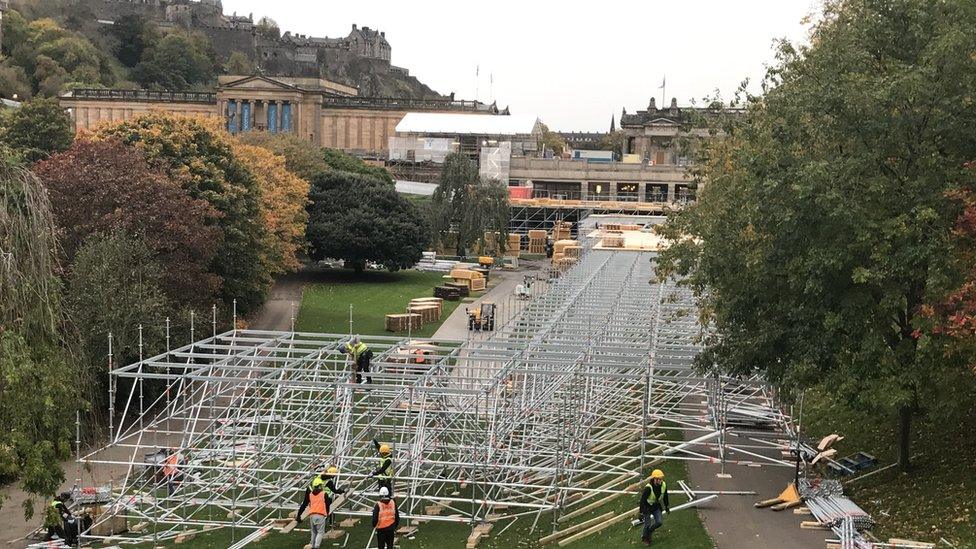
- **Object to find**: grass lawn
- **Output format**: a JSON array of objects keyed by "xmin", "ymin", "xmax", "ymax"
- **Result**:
[
  {"xmin": 802, "ymin": 387, "xmax": 976, "ymax": 546},
  {"xmin": 142, "ymin": 453, "xmax": 711, "ymax": 549},
  {"xmin": 296, "ymin": 269, "xmax": 460, "ymax": 337}
]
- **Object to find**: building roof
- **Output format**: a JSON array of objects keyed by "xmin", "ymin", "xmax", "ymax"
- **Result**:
[{"xmin": 395, "ymin": 113, "xmax": 540, "ymax": 136}]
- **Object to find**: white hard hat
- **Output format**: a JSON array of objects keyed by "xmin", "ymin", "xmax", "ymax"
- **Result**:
[
  {"xmin": 352, "ymin": 335, "xmax": 360, "ymax": 344},
  {"xmin": 379, "ymin": 486, "xmax": 390, "ymax": 497}
]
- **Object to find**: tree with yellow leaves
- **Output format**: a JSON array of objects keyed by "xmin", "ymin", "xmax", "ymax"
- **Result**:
[{"xmin": 232, "ymin": 142, "xmax": 309, "ymax": 273}]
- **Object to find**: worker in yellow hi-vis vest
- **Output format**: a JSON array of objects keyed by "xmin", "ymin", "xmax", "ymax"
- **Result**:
[
  {"xmin": 639, "ymin": 469, "xmax": 670, "ymax": 544},
  {"xmin": 369, "ymin": 437, "xmax": 394, "ymax": 496}
]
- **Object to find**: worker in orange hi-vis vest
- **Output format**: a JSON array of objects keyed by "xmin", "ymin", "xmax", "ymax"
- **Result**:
[
  {"xmin": 162, "ymin": 449, "xmax": 181, "ymax": 496},
  {"xmin": 296, "ymin": 477, "xmax": 330, "ymax": 549},
  {"xmin": 370, "ymin": 486, "xmax": 399, "ymax": 549}
]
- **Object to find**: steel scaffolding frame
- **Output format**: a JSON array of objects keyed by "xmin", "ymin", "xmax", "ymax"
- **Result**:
[{"xmin": 79, "ymin": 245, "xmax": 798, "ymax": 545}]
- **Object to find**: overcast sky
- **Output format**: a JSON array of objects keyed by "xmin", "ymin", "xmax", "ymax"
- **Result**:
[{"xmin": 222, "ymin": 0, "xmax": 819, "ymax": 131}]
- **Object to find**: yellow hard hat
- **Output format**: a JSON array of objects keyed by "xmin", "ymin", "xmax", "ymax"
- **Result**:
[
  {"xmin": 379, "ymin": 444, "xmax": 391, "ymax": 455},
  {"xmin": 327, "ymin": 466, "xmax": 338, "ymax": 475},
  {"xmin": 311, "ymin": 477, "xmax": 324, "ymax": 488},
  {"xmin": 651, "ymin": 469, "xmax": 665, "ymax": 479}
]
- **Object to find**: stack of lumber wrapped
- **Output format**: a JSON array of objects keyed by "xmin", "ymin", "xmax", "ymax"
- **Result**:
[
  {"xmin": 409, "ymin": 297, "xmax": 443, "ymax": 315},
  {"xmin": 564, "ymin": 245, "xmax": 582, "ymax": 259},
  {"xmin": 445, "ymin": 282, "xmax": 471, "ymax": 296},
  {"xmin": 481, "ymin": 232, "xmax": 501, "ymax": 255},
  {"xmin": 552, "ymin": 221, "xmax": 573, "ymax": 241},
  {"xmin": 619, "ymin": 223, "xmax": 642, "ymax": 231},
  {"xmin": 601, "ymin": 233, "xmax": 625, "ymax": 248},
  {"xmin": 528, "ymin": 230, "xmax": 547, "ymax": 254},
  {"xmin": 603, "ymin": 223, "xmax": 622, "ymax": 231},
  {"xmin": 450, "ymin": 268, "xmax": 487, "ymax": 292},
  {"xmin": 385, "ymin": 313, "xmax": 422, "ymax": 332},
  {"xmin": 553, "ymin": 239, "xmax": 578, "ymax": 255},
  {"xmin": 434, "ymin": 286, "xmax": 463, "ymax": 300},
  {"xmin": 506, "ymin": 233, "xmax": 522, "ymax": 257},
  {"xmin": 407, "ymin": 304, "xmax": 440, "ymax": 324}
]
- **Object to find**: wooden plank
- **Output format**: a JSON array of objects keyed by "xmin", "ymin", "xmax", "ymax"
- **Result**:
[
  {"xmin": 538, "ymin": 512, "xmax": 615, "ymax": 545},
  {"xmin": 557, "ymin": 509, "xmax": 634, "ymax": 546}
]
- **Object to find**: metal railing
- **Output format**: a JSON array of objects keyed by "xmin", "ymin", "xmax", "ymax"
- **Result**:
[{"xmin": 64, "ymin": 88, "xmax": 217, "ymax": 104}]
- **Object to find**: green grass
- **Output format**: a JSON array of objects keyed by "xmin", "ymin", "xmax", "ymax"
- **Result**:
[
  {"xmin": 295, "ymin": 269, "xmax": 460, "ymax": 337},
  {"xmin": 163, "ymin": 428, "xmax": 712, "ymax": 549},
  {"xmin": 802, "ymin": 387, "xmax": 976, "ymax": 546}
]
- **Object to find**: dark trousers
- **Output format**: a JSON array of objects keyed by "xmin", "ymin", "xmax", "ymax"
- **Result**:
[
  {"xmin": 376, "ymin": 527, "xmax": 395, "ymax": 549},
  {"xmin": 641, "ymin": 508, "xmax": 663, "ymax": 541},
  {"xmin": 356, "ymin": 353, "xmax": 372, "ymax": 384}
]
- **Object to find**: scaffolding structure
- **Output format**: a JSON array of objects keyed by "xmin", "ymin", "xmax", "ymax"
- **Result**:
[{"xmin": 79, "ymin": 243, "xmax": 799, "ymax": 545}]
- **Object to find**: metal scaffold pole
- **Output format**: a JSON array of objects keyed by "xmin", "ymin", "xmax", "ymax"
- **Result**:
[{"xmin": 78, "ymin": 221, "xmax": 799, "ymax": 545}]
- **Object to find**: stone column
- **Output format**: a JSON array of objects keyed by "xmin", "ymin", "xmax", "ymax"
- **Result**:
[
  {"xmin": 235, "ymin": 100, "xmax": 242, "ymax": 133},
  {"xmin": 610, "ymin": 182, "xmax": 618, "ymax": 201},
  {"xmin": 580, "ymin": 180, "xmax": 588, "ymax": 201},
  {"xmin": 276, "ymin": 100, "xmax": 283, "ymax": 132},
  {"xmin": 667, "ymin": 183, "xmax": 676, "ymax": 203},
  {"xmin": 638, "ymin": 182, "xmax": 646, "ymax": 203}
]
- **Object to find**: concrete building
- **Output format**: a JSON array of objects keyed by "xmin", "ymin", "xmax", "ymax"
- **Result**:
[{"xmin": 60, "ymin": 75, "xmax": 500, "ymax": 156}]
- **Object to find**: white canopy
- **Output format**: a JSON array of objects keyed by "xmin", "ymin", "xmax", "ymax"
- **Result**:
[{"xmin": 395, "ymin": 112, "xmax": 540, "ymax": 137}]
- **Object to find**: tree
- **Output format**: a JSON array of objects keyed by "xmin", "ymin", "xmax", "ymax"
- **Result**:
[
  {"xmin": 238, "ymin": 132, "xmax": 331, "ymax": 180},
  {"xmin": 0, "ymin": 97, "xmax": 73, "ymax": 161},
  {"xmin": 306, "ymin": 171, "xmax": 429, "ymax": 274},
  {"xmin": 110, "ymin": 14, "xmax": 158, "ymax": 68},
  {"xmin": 133, "ymin": 31, "xmax": 214, "ymax": 90},
  {"xmin": 87, "ymin": 113, "xmax": 271, "ymax": 312},
  {"xmin": 224, "ymin": 51, "xmax": 255, "ymax": 76},
  {"xmin": 232, "ymin": 142, "xmax": 309, "ymax": 273},
  {"xmin": 322, "ymin": 148, "xmax": 394, "ymax": 184},
  {"xmin": 431, "ymin": 153, "xmax": 509, "ymax": 256},
  {"xmin": 656, "ymin": 0, "xmax": 976, "ymax": 471},
  {"xmin": 35, "ymin": 139, "xmax": 221, "ymax": 305},
  {"xmin": 0, "ymin": 157, "xmax": 81, "ymax": 519},
  {"xmin": 255, "ymin": 16, "xmax": 280, "ymax": 40},
  {"xmin": 67, "ymin": 231, "xmax": 168, "ymax": 411},
  {"xmin": 0, "ymin": 60, "xmax": 32, "ymax": 101},
  {"xmin": 538, "ymin": 123, "xmax": 566, "ymax": 157}
]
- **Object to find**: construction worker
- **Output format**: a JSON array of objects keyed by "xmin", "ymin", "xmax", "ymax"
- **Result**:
[
  {"xmin": 44, "ymin": 494, "xmax": 72, "ymax": 542},
  {"xmin": 346, "ymin": 336, "xmax": 373, "ymax": 384},
  {"xmin": 298, "ymin": 467, "xmax": 347, "ymax": 520},
  {"xmin": 370, "ymin": 438, "xmax": 393, "ymax": 496},
  {"xmin": 639, "ymin": 469, "xmax": 670, "ymax": 545},
  {"xmin": 163, "ymin": 448, "xmax": 181, "ymax": 496},
  {"xmin": 296, "ymin": 477, "xmax": 329, "ymax": 549},
  {"xmin": 371, "ymin": 486, "xmax": 399, "ymax": 549}
]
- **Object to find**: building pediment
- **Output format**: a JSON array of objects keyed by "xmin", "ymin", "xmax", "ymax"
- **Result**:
[{"xmin": 220, "ymin": 75, "xmax": 303, "ymax": 92}]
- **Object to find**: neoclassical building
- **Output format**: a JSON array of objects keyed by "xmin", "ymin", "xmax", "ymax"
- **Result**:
[{"xmin": 60, "ymin": 75, "xmax": 501, "ymax": 155}]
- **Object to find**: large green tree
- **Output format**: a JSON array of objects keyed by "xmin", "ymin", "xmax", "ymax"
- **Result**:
[
  {"xmin": 657, "ymin": 0, "xmax": 976, "ymax": 470},
  {"xmin": 89, "ymin": 112, "xmax": 271, "ymax": 312},
  {"xmin": 0, "ymin": 97, "xmax": 73, "ymax": 161},
  {"xmin": 133, "ymin": 31, "xmax": 215, "ymax": 90},
  {"xmin": 35, "ymin": 138, "xmax": 221, "ymax": 305},
  {"xmin": 306, "ymin": 171, "xmax": 429, "ymax": 274},
  {"xmin": 431, "ymin": 153, "xmax": 510, "ymax": 256},
  {"xmin": 0, "ymin": 156, "xmax": 81, "ymax": 518}
]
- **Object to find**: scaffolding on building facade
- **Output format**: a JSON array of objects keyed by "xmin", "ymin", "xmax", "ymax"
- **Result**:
[{"xmin": 78, "ymin": 235, "xmax": 800, "ymax": 545}]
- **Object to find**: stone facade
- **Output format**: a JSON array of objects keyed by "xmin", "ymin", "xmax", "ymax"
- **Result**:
[{"xmin": 60, "ymin": 75, "xmax": 498, "ymax": 156}]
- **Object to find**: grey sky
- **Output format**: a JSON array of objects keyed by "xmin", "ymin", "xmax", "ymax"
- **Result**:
[{"xmin": 223, "ymin": 0, "xmax": 818, "ymax": 131}]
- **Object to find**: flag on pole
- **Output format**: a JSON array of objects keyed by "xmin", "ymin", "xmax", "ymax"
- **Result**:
[{"xmin": 659, "ymin": 76, "xmax": 666, "ymax": 89}]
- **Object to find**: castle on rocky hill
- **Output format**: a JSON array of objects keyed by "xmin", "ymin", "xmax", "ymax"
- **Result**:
[{"xmin": 72, "ymin": 0, "xmax": 421, "ymax": 96}]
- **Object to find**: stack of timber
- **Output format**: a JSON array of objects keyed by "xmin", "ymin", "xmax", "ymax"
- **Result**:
[
  {"xmin": 434, "ymin": 285, "xmax": 463, "ymax": 300},
  {"xmin": 409, "ymin": 297, "xmax": 443, "ymax": 315},
  {"xmin": 506, "ymin": 233, "xmax": 522, "ymax": 256},
  {"xmin": 528, "ymin": 230, "xmax": 547, "ymax": 254},
  {"xmin": 449, "ymin": 269, "xmax": 486, "ymax": 292},
  {"xmin": 385, "ymin": 313, "xmax": 422, "ymax": 332},
  {"xmin": 552, "ymin": 221, "xmax": 573, "ymax": 240},
  {"xmin": 407, "ymin": 304, "xmax": 440, "ymax": 324},
  {"xmin": 601, "ymin": 232, "xmax": 625, "ymax": 248}
]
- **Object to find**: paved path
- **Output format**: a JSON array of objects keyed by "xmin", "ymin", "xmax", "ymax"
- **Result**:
[
  {"xmin": 683, "ymin": 436, "xmax": 826, "ymax": 549},
  {"xmin": 249, "ymin": 271, "xmax": 312, "ymax": 331},
  {"xmin": 433, "ymin": 262, "xmax": 545, "ymax": 340}
]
